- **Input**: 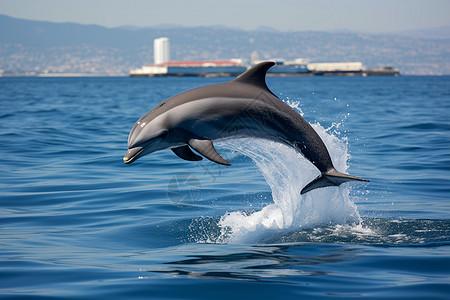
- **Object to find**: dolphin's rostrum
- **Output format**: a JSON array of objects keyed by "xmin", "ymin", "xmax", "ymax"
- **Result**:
[{"xmin": 124, "ymin": 61, "xmax": 368, "ymax": 194}]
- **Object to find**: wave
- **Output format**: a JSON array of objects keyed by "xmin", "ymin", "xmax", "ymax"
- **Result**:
[{"xmin": 210, "ymin": 120, "xmax": 362, "ymax": 244}]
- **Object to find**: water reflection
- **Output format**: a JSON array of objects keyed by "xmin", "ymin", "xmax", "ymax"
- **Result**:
[
  {"xmin": 145, "ymin": 244, "xmax": 359, "ymax": 283},
  {"xmin": 143, "ymin": 218, "xmax": 450, "ymax": 283}
]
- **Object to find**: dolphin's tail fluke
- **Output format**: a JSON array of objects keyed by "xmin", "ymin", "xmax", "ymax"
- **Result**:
[{"xmin": 300, "ymin": 169, "xmax": 369, "ymax": 195}]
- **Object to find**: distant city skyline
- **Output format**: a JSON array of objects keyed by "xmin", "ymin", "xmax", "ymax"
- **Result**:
[{"xmin": 1, "ymin": 0, "xmax": 449, "ymax": 33}]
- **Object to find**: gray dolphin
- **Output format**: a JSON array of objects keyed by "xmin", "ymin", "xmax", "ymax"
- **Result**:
[{"xmin": 124, "ymin": 61, "xmax": 368, "ymax": 194}]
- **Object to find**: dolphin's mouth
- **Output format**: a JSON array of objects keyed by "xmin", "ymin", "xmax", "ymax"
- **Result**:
[{"xmin": 123, "ymin": 147, "xmax": 144, "ymax": 164}]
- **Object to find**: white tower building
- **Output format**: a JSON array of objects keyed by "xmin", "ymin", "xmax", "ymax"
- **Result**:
[{"xmin": 153, "ymin": 37, "xmax": 170, "ymax": 65}]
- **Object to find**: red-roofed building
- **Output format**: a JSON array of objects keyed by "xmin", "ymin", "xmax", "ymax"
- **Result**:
[{"xmin": 130, "ymin": 60, "xmax": 247, "ymax": 77}]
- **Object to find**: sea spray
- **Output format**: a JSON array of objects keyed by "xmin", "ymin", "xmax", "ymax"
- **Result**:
[{"xmin": 217, "ymin": 122, "xmax": 361, "ymax": 244}]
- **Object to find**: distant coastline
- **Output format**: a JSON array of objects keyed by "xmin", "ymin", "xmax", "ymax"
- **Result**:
[{"xmin": 1, "ymin": 14, "xmax": 449, "ymax": 76}]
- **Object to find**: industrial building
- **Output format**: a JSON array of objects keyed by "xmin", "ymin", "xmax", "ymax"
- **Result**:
[
  {"xmin": 130, "ymin": 37, "xmax": 245, "ymax": 77},
  {"xmin": 130, "ymin": 60, "xmax": 246, "ymax": 77}
]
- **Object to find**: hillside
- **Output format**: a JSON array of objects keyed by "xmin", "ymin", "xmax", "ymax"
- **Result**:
[{"xmin": 0, "ymin": 14, "xmax": 449, "ymax": 75}]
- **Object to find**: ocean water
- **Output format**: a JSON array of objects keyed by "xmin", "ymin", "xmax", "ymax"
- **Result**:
[{"xmin": 0, "ymin": 75, "xmax": 449, "ymax": 299}]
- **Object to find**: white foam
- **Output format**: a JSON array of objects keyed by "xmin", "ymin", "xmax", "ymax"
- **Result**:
[{"xmin": 217, "ymin": 119, "xmax": 361, "ymax": 244}]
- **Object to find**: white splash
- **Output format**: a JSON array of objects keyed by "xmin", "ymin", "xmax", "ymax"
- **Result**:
[{"xmin": 217, "ymin": 121, "xmax": 361, "ymax": 244}]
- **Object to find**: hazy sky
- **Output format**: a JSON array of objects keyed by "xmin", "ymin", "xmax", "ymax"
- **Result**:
[{"xmin": 1, "ymin": 0, "xmax": 449, "ymax": 33}]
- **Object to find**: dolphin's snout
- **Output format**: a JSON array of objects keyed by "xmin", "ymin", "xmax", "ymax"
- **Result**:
[{"xmin": 123, "ymin": 147, "xmax": 144, "ymax": 164}]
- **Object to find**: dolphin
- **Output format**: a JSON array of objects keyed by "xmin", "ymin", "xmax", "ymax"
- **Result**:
[{"xmin": 124, "ymin": 61, "xmax": 368, "ymax": 194}]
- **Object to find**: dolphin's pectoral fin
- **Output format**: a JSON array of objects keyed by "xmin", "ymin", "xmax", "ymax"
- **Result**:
[
  {"xmin": 171, "ymin": 145, "xmax": 203, "ymax": 161},
  {"xmin": 300, "ymin": 169, "xmax": 369, "ymax": 195},
  {"xmin": 188, "ymin": 139, "xmax": 231, "ymax": 166}
]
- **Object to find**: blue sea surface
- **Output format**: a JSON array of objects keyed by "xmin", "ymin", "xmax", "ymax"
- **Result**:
[{"xmin": 0, "ymin": 75, "xmax": 449, "ymax": 299}]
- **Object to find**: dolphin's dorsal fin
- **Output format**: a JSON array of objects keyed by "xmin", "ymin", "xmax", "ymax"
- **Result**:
[{"xmin": 233, "ymin": 61, "xmax": 275, "ymax": 90}]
